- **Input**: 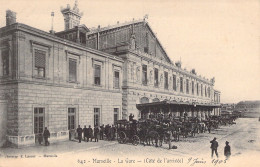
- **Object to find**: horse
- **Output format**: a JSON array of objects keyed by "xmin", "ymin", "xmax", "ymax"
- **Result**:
[
  {"xmin": 172, "ymin": 127, "xmax": 180, "ymax": 141},
  {"xmin": 180, "ymin": 125, "xmax": 188, "ymax": 138},
  {"xmin": 145, "ymin": 130, "xmax": 160, "ymax": 147},
  {"xmin": 198, "ymin": 122, "xmax": 206, "ymax": 133}
]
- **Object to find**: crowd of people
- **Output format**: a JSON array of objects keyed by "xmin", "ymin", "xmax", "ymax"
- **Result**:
[
  {"xmin": 75, "ymin": 124, "xmax": 117, "ymax": 143},
  {"xmin": 39, "ymin": 112, "xmax": 233, "ymax": 160}
]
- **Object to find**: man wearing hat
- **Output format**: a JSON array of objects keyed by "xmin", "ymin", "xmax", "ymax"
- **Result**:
[
  {"xmin": 210, "ymin": 137, "xmax": 219, "ymax": 158},
  {"xmin": 43, "ymin": 127, "xmax": 50, "ymax": 146},
  {"xmin": 76, "ymin": 125, "xmax": 83, "ymax": 143},
  {"xmin": 224, "ymin": 141, "xmax": 231, "ymax": 159}
]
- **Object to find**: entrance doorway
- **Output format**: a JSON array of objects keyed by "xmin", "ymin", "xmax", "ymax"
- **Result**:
[{"xmin": 34, "ymin": 107, "xmax": 45, "ymax": 144}]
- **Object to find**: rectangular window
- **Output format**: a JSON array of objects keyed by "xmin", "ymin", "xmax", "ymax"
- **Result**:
[
  {"xmin": 186, "ymin": 79, "xmax": 189, "ymax": 94},
  {"xmin": 192, "ymin": 81, "xmax": 194, "ymax": 95},
  {"xmin": 201, "ymin": 84, "xmax": 203, "ymax": 97},
  {"xmin": 114, "ymin": 108, "xmax": 119, "ymax": 124},
  {"xmin": 34, "ymin": 50, "xmax": 46, "ymax": 78},
  {"xmin": 144, "ymin": 47, "xmax": 148, "ymax": 53},
  {"xmin": 205, "ymin": 86, "xmax": 207, "ymax": 97},
  {"xmin": 94, "ymin": 64, "xmax": 101, "ymax": 85},
  {"xmin": 180, "ymin": 77, "xmax": 183, "ymax": 92},
  {"xmin": 68, "ymin": 108, "xmax": 76, "ymax": 130},
  {"xmin": 114, "ymin": 71, "xmax": 120, "ymax": 89},
  {"xmin": 69, "ymin": 34, "xmax": 73, "ymax": 40},
  {"xmin": 154, "ymin": 68, "xmax": 159, "ymax": 87},
  {"xmin": 142, "ymin": 65, "xmax": 147, "ymax": 85},
  {"xmin": 34, "ymin": 108, "xmax": 45, "ymax": 134},
  {"xmin": 2, "ymin": 50, "xmax": 9, "ymax": 76},
  {"xmin": 69, "ymin": 58, "xmax": 77, "ymax": 82},
  {"xmin": 208, "ymin": 87, "xmax": 211, "ymax": 97},
  {"xmin": 172, "ymin": 75, "xmax": 177, "ymax": 91},
  {"xmin": 197, "ymin": 83, "xmax": 199, "ymax": 96},
  {"xmin": 94, "ymin": 108, "xmax": 100, "ymax": 127},
  {"xmin": 144, "ymin": 33, "xmax": 149, "ymax": 53},
  {"xmin": 164, "ymin": 71, "xmax": 168, "ymax": 89}
]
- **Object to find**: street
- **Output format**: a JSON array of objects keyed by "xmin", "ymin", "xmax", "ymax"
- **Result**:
[{"xmin": 0, "ymin": 118, "xmax": 260, "ymax": 167}]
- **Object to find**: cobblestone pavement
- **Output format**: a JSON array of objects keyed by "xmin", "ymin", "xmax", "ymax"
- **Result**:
[{"xmin": 0, "ymin": 118, "xmax": 260, "ymax": 167}]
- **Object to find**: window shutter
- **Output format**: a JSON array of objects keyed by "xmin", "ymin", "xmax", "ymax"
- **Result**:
[
  {"xmin": 35, "ymin": 50, "xmax": 46, "ymax": 68},
  {"xmin": 142, "ymin": 65, "xmax": 147, "ymax": 84},
  {"xmin": 114, "ymin": 71, "xmax": 119, "ymax": 88},
  {"xmin": 173, "ymin": 75, "xmax": 176, "ymax": 90},
  {"xmin": 94, "ymin": 65, "xmax": 101, "ymax": 85},
  {"xmin": 201, "ymin": 85, "xmax": 203, "ymax": 96},
  {"xmin": 2, "ymin": 50, "xmax": 9, "ymax": 75},
  {"xmin": 94, "ymin": 65, "xmax": 101, "ymax": 77},
  {"xmin": 69, "ymin": 58, "xmax": 77, "ymax": 81}
]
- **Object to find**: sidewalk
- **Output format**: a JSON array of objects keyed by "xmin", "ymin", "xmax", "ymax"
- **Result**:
[
  {"xmin": 0, "ymin": 125, "xmax": 232, "ymax": 157},
  {"xmin": 0, "ymin": 139, "xmax": 118, "ymax": 156}
]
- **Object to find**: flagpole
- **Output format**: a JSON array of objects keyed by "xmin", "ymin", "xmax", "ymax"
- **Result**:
[{"xmin": 51, "ymin": 12, "xmax": 54, "ymax": 31}]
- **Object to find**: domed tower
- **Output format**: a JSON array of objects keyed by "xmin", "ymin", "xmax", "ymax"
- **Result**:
[{"xmin": 61, "ymin": 0, "xmax": 83, "ymax": 30}]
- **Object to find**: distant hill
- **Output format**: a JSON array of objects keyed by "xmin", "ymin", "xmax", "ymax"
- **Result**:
[{"xmin": 235, "ymin": 100, "xmax": 260, "ymax": 118}]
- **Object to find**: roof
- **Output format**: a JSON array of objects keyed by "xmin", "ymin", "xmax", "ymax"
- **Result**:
[
  {"xmin": 87, "ymin": 19, "xmax": 143, "ymax": 34},
  {"xmin": 87, "ymin": 19, "xmax": 172, "ymax": 64}
]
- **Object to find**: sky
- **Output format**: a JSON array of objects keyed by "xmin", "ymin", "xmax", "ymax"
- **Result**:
[{"xmin": 0, "ymin": 0, "xmax": 259, "ymax": 103}]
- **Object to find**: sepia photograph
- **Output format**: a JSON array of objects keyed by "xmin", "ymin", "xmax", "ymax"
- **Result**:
[{"xmin": 0, "ymin": 0, "xmax": 259, "ymax": 166}]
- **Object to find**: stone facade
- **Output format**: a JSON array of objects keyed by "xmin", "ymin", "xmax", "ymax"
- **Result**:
[
  {"xmin": 83, "ymin": 19, "xmax": 220, "ymax": 119},
  {"xmin": 0, "ymin": 2, "xmax": 221, "ymax": 147},
  {"xmin": 121, "ymin": 50, "xmax": 217, "ymax": 118},
  {"xmin": 0, "ymin": 22, "xmax": 123, "ymax": 147}
]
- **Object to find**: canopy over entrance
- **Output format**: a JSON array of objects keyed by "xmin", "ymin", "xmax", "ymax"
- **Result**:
[{"xmin": 136, "ymin": 100, "xmax": 221, "ymax": 110}]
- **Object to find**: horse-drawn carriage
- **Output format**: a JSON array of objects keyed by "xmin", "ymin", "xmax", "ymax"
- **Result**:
[
  {"xmin": 115, "ymin": 119, "xmax": 171, "ymax": 147},
  {"xmin": 116, "ymin": 119, "xmax": 140, "ymax": 146},
  {"xmin": 115, "ymin": 113, "xmax": 234, "ymax": 148}
]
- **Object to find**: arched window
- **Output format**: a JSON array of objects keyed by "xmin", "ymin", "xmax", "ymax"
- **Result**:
[{"xmin": 140, "ymin": 97, "xmax": 149, "ymax": 104}]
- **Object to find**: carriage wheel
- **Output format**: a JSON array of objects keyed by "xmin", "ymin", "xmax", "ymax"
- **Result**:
[
  {"xmin": 131, "ymin": 135, "xmax": 140, "ymax": 146},
  {"xmin": 118, "ymin": 131, "xmax": 127, "ymax": 144}
]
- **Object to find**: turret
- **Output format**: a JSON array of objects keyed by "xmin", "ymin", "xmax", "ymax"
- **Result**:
[{"xmin": 60, "ymin": 0, "xmax": 83, "ymax": 30}]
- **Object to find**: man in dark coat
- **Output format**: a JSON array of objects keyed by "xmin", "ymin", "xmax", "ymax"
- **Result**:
[
  {"xmin": 100, "ymin": 124, "xmax": 104, "ymax": 140},
  {"xmin": 83, "ymin": 125, "xmax": 88, "ymax": 141},
  {"xmin": 87, "ymin": 125, "xmax": 93, "ymax": 142},
  {"xmin": 105, "ymin": 124, "xmax": 110, "ymax": 140},
  {"xmin": 94, "ymin": 126, "xmax": 100, "ymax": 142},
  {"xmin": 76, "ymin": 125, "xmax": 83, "ymax": 143},
  {"xmin": 210, "ymin": 137, "xmax": 219, "ymax": 158},
  {"xmin": 224, "ymin": 141, "xmax": 231, "ymax": 159},
  {"xmin": 129, "ymin": 114, "xmax": 134, "ymax": 121},
  {"xmin": 111, "ymin": 125, "xmax": 116, "ymax": 140},
  {"xmin": 208, "ymin": 123, "xmax": 211, "ymax": 133},
  {"xmin": 43, "ymin": 127, "xmax": 50, "ymax": 146}
]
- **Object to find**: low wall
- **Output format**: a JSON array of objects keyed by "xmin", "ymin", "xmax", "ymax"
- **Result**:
[{"xmin": 6, "ymin": 130, "xmax": 70, "ymax": 148}]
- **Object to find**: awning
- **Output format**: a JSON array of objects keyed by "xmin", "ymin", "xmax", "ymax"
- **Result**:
[
  {"xmin": 136, "ymin": 100, "xmax": 221, "ymax": 110},
  {"xmin": 196, "ymin": 103, "xmax": 221, "ymax": 107}
]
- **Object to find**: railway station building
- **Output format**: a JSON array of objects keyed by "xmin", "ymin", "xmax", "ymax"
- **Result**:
[{"xmin": 0, "ymin": 1, "xmax": 221, "ymax": 147}]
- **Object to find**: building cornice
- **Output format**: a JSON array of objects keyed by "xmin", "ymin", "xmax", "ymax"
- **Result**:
[
  {"xmin": 122, "ymin": 85, "xmax": 213, "ymax": 101},
  {"xmin": 128, "ymin": 50, "xmax": 213, "ymax": 85},
  {"xmin": 0, "ymin": 79, "xmax": 122, "ymax": 94},
  {"xmin": 214, "ymin": 89, "xmax": 221, "ymax": 93},
  {"xmin": 0, "ymin": 23, "xmax": 124, "ymax": 63}
]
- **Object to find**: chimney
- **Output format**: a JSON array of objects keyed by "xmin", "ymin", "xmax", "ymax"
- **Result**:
[{"xmin": 6, "ymin": 10, "xmax": 16, "ymax": 26}]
